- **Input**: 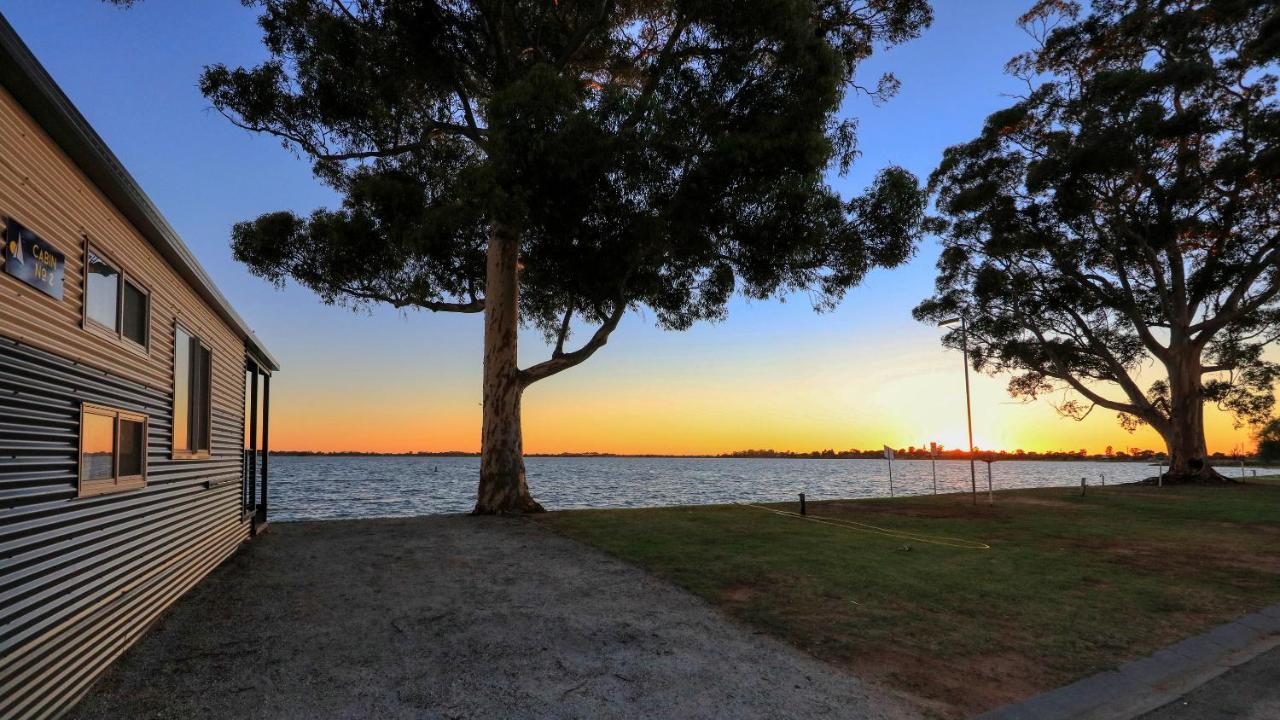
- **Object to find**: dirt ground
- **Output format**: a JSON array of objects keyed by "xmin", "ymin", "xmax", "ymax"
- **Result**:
[{"xmin": 67, "ymin": 515, "xmax": 914, "ymax": 720}]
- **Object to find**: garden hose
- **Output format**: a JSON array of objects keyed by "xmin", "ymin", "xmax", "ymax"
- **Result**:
[{"xmin": 740, "ymin": 502, "xmax": 991, "ymax": 550}]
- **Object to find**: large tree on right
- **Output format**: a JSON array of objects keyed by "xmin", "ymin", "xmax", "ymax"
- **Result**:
[{"xmin": 914, "ymin": 0, "xmax": 1280, "ymax": 482}]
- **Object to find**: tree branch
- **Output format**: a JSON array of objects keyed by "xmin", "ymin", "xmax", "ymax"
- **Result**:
[
  {"xmin": 1189, "ymin": 240, "xmax": 1280, "ymax": 341},
  {"xmin": 553, "ymin": 300, "xmax": 574, "ymax": 357},
  {"xmin": 455, "ymin": 82, "xmax": 483, "ymax": 146},
  {"xmin": 221, "ymin": 110, "xmax": 483, "ymax": 162},
  {"xmin": 418, "ymin": 298, "xmax": 486, "ymax": 313},
  {"xmin": 1109, "ymin": 252, "xmax": 1169, "ymax": 359},
  {"xmin": 1021, "ymin": 315, "xmax": 1160, "ymax": 427},
  {"xmin": 556, "ymin": 0, "xmax": 613, "ymax": 69},
  {"xmin": 319, "ymin": 142, "xmax": 427, "ymax": 161},
  {"xmin": 619, "ymin": 16, "xmax": 689, "ymax": 132},
  {"xmin": 520, "ymin": 301, "xmax": 626, "ymax": 386},
  {"xmin": 1058, "ymin": 303, "xmax": 1156, "ymax": 414},
  {"xmin": 337, "ymin": 283, "xmax": 485, "ymax": 313}
]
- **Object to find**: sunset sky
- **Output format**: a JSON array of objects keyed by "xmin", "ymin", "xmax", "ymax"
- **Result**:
[{"xmin": 6, "ymin": 1, "xmax": 1274, "ymax": 455}]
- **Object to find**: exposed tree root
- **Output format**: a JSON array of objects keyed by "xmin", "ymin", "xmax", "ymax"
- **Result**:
[{"xmin": 1142, "ymin": 469, "xmax": 1238, "ymax": 485}]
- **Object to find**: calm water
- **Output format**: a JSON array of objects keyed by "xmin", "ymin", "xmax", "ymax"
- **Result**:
[{"xmin": 266, "ymin": 456, "xmax": 1278, "ymax": 521}]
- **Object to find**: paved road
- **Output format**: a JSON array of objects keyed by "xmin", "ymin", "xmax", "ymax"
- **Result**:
[
  {"xmin": 1139, "ymin": 645, "xmax": 1280, "ymax": 720},
  {"xmin": 68, "ymin": 515, "xmax": 911, "ymax": 720}
]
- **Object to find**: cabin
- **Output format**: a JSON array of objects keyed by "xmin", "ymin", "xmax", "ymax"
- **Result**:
[{"xmin": 0, "ymin": 14, "xmax": 276, "ymax": 719}]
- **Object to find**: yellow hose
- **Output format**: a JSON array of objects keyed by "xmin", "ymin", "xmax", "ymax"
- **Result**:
[{"xmin": 739, "ymin": 502, "xmax": 991, "ymax": 550}]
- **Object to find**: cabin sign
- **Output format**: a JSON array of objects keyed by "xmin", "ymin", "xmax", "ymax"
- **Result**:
[{"xmin": 3, "ymin": 219, "xmax": 64, "ymax": 299}]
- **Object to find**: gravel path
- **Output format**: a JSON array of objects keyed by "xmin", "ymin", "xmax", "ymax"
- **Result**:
[{"xmin": 68, "ymin": 515, "xmax": 912, "ymax": 719}]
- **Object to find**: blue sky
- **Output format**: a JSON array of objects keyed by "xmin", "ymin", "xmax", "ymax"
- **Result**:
[{"xmin": 9, "ymin": 1, "xmax": 1232, "ymax": 455}]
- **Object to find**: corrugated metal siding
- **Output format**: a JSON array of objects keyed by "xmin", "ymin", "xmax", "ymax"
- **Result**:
[
  {"xmin": 0, "ymin": 337, "xmax": 252, "ymax": 720},
  {"xmin": 0, "ymin": 82, "xmax": 245, "ymax": 413}
]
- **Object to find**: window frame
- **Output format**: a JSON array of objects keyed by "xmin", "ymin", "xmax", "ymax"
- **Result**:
[
  {"xmin": 81, "ymin": 239, "xmax": 151, "ymax": 355},
  {"xmin": 172, "ymin": 320, "xmax": 214, "ymax": 460},
  {"xmin": 120, "ymin": 275, "xmax": 151, "ymax": 348},
  {"xmin": 78, "ymin": 402, "xmax": 148, "ymax": 498}
]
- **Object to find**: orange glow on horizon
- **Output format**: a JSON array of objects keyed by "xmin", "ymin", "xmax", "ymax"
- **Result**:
[{"xmin": 261, "ymin": 344, "xmax": 1269, "ymax": 457}]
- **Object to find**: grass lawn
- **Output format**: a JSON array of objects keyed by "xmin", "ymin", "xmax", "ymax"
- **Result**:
[{"xmin": 536, "ymin": 478, "xmax": 1280, "ymax": 718}]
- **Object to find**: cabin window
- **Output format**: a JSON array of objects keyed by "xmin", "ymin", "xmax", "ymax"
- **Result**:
[
  {"xmin": 85, "ymin": 251, "xmax": 119, "ymax": 331},
  {"xmin": 173, "ymin": 324, "xmax": 212, "ymax": 458},
  {"xmin": 79, "ymin": 403, "xmax": 147, "ymax": 497},
  {"xmin": 122, "ymin": 279, "xmax": 148, "ymax": 345},
  {"xmin": 83, "ymin": 243, "xmax": 150, "ymax": 351},
  {"xmin": 81, "ymin": 410, "xmax": 115, "ymax": 481}
]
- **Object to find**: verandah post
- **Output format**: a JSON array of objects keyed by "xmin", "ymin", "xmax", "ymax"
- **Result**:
[
  {"xmin": 261, "ymin": 371, "xmax": 270, "ymax": 520},
  {"xmin": 248, "ymin": 362, "xmax": 258, "ymax": 513}
]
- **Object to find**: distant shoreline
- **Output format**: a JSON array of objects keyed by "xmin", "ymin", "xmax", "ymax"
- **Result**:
[{"xmin": 267, "ymin": 450, "xmax": 1265, "ymax": 464}]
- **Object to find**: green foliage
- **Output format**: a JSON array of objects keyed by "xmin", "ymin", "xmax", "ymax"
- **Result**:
[
  {"xmin": 1259, "ymin": 418, "xmax": 1280, "ymax": 462},
  {"xmin": 915, "ymin": 0, "xmax": 1280, "ymax": 447},
  {"xmin": 204, "ymin": 0, "xmax": 932, "ymax": 355}
]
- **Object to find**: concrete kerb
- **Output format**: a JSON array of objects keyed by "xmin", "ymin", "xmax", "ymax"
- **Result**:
[{"xmin": 976, "ymin": 603, "xmax": 1280, "ymax": 720}]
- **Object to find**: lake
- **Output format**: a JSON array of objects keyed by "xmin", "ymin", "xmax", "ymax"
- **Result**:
[{"xmin": 265, "ymin": 456, "xmax": 1278, "ymax": 521}]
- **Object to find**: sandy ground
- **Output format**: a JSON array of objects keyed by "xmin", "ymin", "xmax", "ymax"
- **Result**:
[
  {"xmin": 1139, "ymin": 644, "xmax": 1280, "ymax": 720},
  {"xmin": 67, "ymin": 515, "xmax": 913, "ymax": 720}
]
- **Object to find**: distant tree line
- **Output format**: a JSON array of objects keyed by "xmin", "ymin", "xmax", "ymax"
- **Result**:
[
  {"xmin": 268, "ymin": 446, "xmax": 1275, "ymax": 463},
  {"xmin": 719, "ymin": 447, "xmax": 1180, "ymax": 462},
  {"xmin": 270, "ymin": 450, "xmax": 714, "ymax": 458}
]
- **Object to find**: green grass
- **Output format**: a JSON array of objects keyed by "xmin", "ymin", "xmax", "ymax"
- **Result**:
[{"xmin": 536, "ymin": 478, "xmax": 1280, "ymax": 718}]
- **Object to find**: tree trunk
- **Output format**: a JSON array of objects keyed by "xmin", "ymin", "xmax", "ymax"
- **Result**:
[
  {"xmin": 1160, "ymin": 350, "xmax": 1228, "ymax": 483},
  {"xmin": 473, "ymin": 225, "xmax": 545, "ymax": 514}
]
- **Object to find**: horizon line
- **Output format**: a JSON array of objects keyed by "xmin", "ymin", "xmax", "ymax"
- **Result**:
[{"xmin": 255, "ymin": 447, "xmax": 1267, "ymax": 459}]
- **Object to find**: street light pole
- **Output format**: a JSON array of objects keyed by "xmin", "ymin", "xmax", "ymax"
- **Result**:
[
  {"xmin": 961, "ymin": 317, "xmax": 977, "ymax": 506},
  {"xmin": 941, "ymin": 316, "xmax": 979, "ymax": 505}
]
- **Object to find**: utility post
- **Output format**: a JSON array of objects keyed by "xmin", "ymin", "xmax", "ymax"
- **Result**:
[
  {"xmin": 930, "ymin": 441, "xmax": 938, "ymax": 494},
  {"xmin": 940, "ymin": 316, "xmax": 978, "ymax": 505}
]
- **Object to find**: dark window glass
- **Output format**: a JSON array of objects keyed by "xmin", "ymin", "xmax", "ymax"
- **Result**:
[
  {"xmin": 122, "ymin": 280, "xmax": 148, "ymax": 346},
  {"xmin": 119, "ymin": 418, "xmax": 145, "ymax": 477},
  {"xmin": 82, "ymin": 412, "xmax": 115, "ymax": 481},
  {"xmin": 174, "ymin": 327, "xmax": 212, "ymax": 454},
  {"xmin": 86, "ymin": 252, "xmax": 119, "ymax": 330},
  {"xmin": 193, "ymin": 345, "xmax": 212, "ymax": 451},
  {"xmin": 174, "ymin": 327, "xmax": 191, "ymax": 451}
]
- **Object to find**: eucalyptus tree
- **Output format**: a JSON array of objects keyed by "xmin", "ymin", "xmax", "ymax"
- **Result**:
[
  {"xmin": 195, "ymin": 0, "xmax": 932, "ymax": 512},
  {"xmin": 915, "ymin": 0, "xmax": 1280, "ymax": 482},
  {"xmin": 1259, "ymin": 419, "xmax": 1280, "ymax": 463}
]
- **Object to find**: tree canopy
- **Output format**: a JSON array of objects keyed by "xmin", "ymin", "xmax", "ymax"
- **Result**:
[
  {"xmin": 1258, "ymin": 418, "xmax": 1280, "ymax": 462},
  {"xmin": 207, "ymin": 0, "xmax": 931, "ymax": 381},
  {"xmin": 185, "ymin": 0, "xmax": 934, "ymax": 510},
  {"xmin": 915, "ymin": 0, "xmax": 1280, "ymax": 477}
]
